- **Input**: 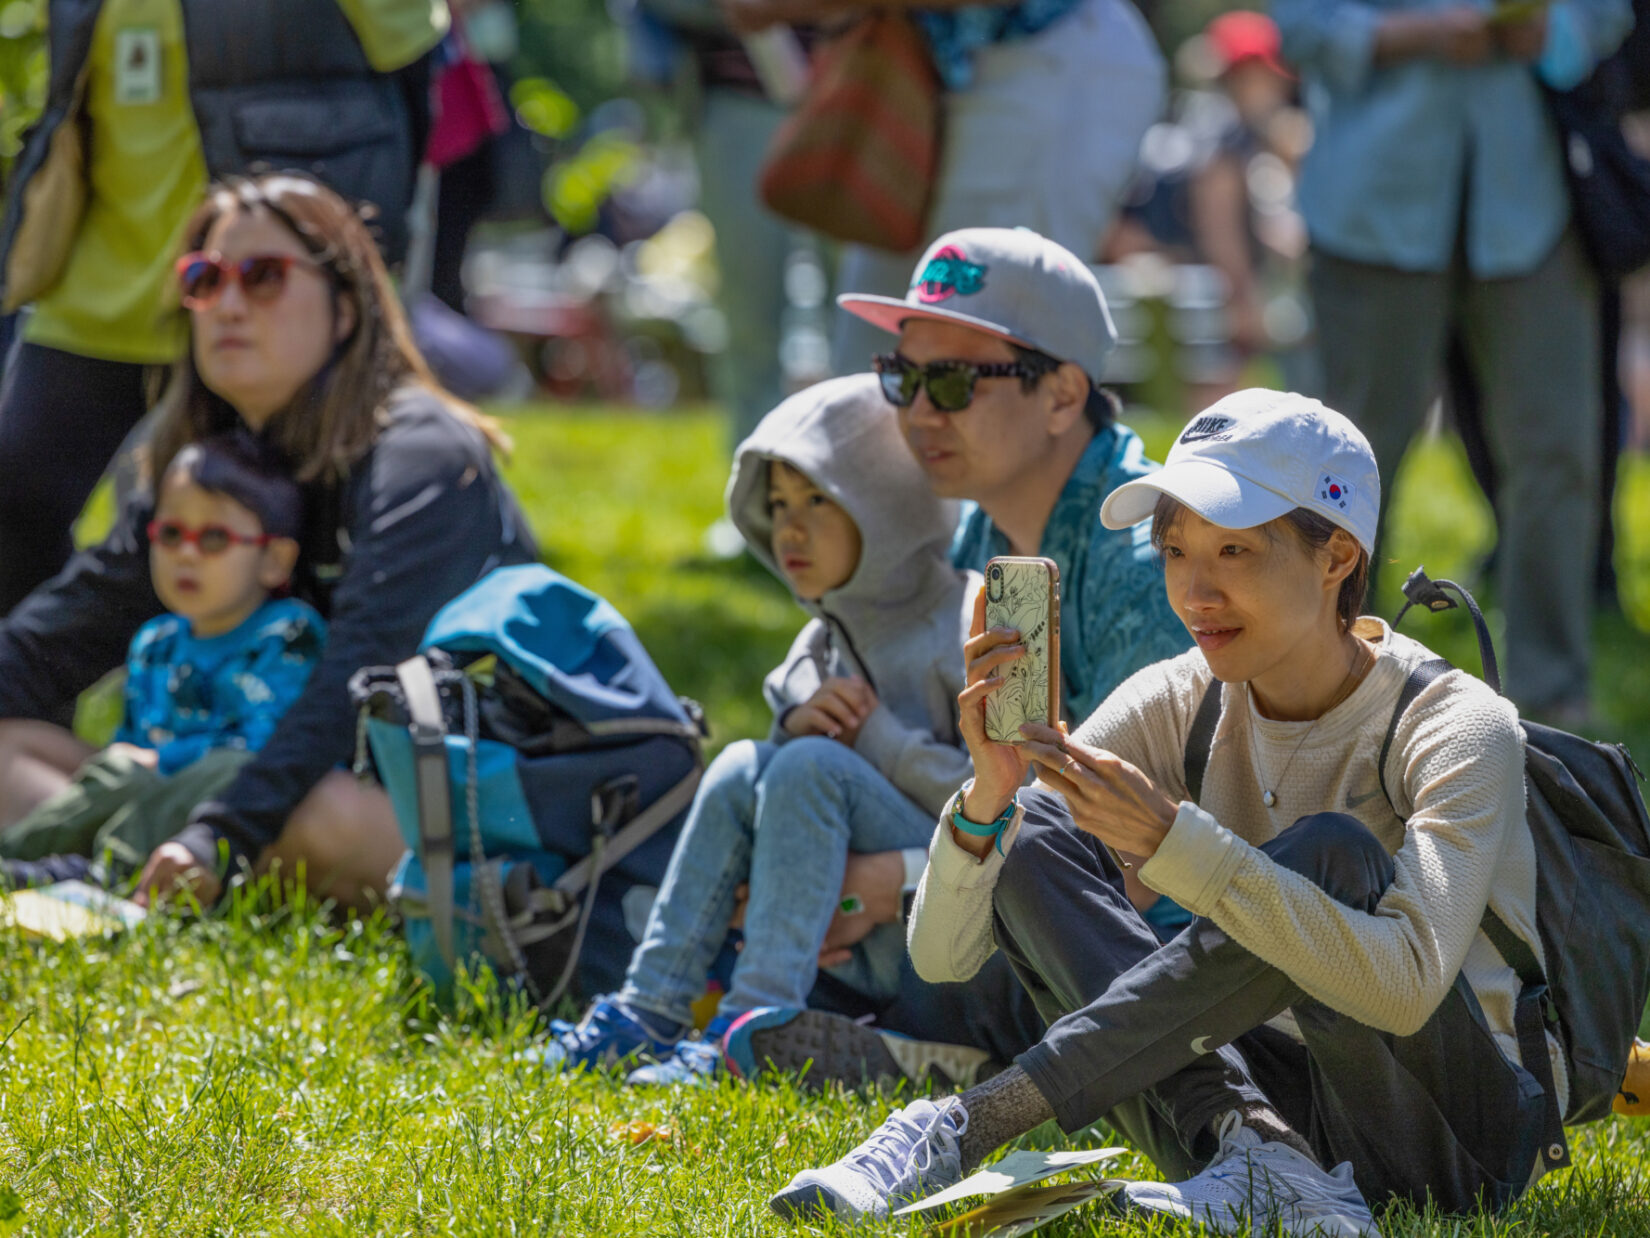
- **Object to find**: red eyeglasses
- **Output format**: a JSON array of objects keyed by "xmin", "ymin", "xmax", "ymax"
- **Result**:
[
  {"xmin": 174, "ymin": 251, "xmax": 326, "ymax": 310},
  {"xmin": 147, "ymin": 520, "xmax": 274, "ymax": 555}
]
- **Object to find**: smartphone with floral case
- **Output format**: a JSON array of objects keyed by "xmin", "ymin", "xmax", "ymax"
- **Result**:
[{"xmin": 983, "ymin": 556, "xmax": 1061, "ymax": 744}]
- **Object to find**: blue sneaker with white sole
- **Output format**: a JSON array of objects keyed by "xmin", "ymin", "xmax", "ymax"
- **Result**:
[
  {"xmin": 523, "ymin": 996, "xmax": 684, "ymax": 1073},
  {"xmin": 626, "ymin": 1035, "xmax": 724, "ymax": 1086}
]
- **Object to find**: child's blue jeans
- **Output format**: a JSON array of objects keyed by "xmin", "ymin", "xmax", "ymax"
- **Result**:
[{"xmin": 618, "ymin": 735, "xmax": 936, "ymax": 1028}]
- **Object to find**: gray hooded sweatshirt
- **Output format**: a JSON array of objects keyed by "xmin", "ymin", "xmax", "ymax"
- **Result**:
[{"xmin": 726, "ymin": 373, "xmax": 977, "ymax": 818}]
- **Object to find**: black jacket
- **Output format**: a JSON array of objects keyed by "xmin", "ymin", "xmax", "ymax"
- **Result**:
[{"xmin": 0, "ymin": 389, "xmax": 537, "ymax": 869}]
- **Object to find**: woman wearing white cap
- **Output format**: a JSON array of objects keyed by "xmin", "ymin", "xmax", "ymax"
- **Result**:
[{"xmin": 770, "ymin": 389, "xmax": 1556, "ymax": 1236}]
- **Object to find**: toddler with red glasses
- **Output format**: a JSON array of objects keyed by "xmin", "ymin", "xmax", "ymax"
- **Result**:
[{"xmin": 0, "ymin": 433, "xmax": 325, "ymax": 892}]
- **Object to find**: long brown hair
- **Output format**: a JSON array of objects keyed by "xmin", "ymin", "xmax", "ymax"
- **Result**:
[{"xmin": 150, "ymin": 173, "xmax": 509, "ymax": 485}]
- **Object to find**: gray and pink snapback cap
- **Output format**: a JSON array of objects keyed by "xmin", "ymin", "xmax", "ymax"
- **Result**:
[{"xmin": 837, "ymin": 227, "xmax": 1118, "ymax": 383}]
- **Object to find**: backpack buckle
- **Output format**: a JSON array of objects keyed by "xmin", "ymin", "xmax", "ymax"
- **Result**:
[
  {"xmin": 1402, "ymin": 567, "xmax": 1457, "ymax": 613},
  {"xmin": 591, "ymin": 774, "xmax": 641, "ymax": 838},
  {"xmin": 679, "ymin": 696, "xmax": 709, "ymax": 739}
]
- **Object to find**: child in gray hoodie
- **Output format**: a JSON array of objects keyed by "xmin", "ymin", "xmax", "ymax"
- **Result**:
[{"xmin": 535, "ymin": 374, "xmax": 977, "ymax": 1085}]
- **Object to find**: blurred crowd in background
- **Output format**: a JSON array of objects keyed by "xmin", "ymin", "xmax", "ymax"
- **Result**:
[
  {"xmin": 3, "ymin": 0, "xmax": 1634, "ymax": 436},
  {"xmin": 0, "ymin": 0, "xmax": 1646, "ymax": 671}
]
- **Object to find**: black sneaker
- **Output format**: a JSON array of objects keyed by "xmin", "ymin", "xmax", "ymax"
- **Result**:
[{"xmin": 723, "ymin": 1007, "xmax": 992, "ymax": 1090}]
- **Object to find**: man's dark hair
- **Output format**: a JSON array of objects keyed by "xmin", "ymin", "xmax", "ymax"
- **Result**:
[{"xmin": 1009, "ymin": 344, "xmax": 1119, "ymax": 432}]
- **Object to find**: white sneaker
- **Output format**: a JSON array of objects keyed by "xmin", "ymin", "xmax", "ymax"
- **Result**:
[
  {"xmin": 769, "ymin": 1096, "xmax": 968, "ymax": 1221},
  {"xmin": 1124, "ymin": 1112, "xmax": 1382, "ymax": 1237}
]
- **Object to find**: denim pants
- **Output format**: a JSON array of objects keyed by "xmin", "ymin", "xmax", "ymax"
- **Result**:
[
  {"xmin": 619, "ymin": 736, "xmax": 936, "ymax": 1027},
  {"xmin": 996, "ymin": 789, "xmax": 1547, "ymax": 1214}
]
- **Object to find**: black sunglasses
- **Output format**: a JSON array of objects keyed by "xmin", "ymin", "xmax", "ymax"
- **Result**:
[{"xmin": 872, "ymin": 352, "xmax": 1043, "ymax": 412}]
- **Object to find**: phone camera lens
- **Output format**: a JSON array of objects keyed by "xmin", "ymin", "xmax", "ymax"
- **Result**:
[{"xmin": 989, "ymin": 566, "xmax": 1002, "ymax": 580}]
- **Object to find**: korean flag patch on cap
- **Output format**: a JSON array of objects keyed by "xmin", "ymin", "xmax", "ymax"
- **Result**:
[{"xmin": 1317, "ymin": 472, "xmax": 1354, "ymax": 511}]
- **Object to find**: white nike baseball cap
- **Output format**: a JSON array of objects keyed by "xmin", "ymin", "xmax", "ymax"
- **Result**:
[{"xmin": 1099, "ymin": 388, "xmax": 1380, "ymax": 553}]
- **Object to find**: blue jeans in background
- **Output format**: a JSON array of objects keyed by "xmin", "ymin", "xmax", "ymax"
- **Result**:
[{"xmin": 619, "ymin": 736, "xmax": 936, "ymax": 1028}]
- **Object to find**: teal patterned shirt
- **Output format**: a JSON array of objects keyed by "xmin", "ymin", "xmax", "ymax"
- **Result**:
[
  {"xmin": 113, "ymin": 598, "xmax": 327, "ymax": 776},
  {"xmin": 951, "ymin": 424, "xmax": 1191, "ymax": 725},
  {"xmin": 916, "ymin": 0, "xmax": 1085, "ymax": 90}
]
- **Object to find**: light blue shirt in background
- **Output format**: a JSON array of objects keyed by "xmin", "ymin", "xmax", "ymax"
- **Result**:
[{"xmin": 1273, "ymin": 0, "xmax": 1633, "ymax": 277}]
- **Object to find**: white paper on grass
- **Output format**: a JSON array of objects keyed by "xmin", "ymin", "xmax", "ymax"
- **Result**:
[
  {"xmin": 933, "ymin": 1179, "xmax": 1124, "ymax": 1238},
  {"xmin": 892, "ymin": 1147, "xmax": 1128, "ymax": 1216}
]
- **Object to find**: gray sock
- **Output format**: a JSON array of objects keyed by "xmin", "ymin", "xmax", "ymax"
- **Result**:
[
  {"xmin": 956, "ymin": 1065, "xmax": 1057, "ymax": 1172},
  {"xmin": 1231, "ymin": 1102, "xmax": 1319, "ymax": 1167}
]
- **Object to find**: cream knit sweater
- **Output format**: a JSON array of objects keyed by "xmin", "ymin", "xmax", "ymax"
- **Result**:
[{"xmin": 908, "ymin": 618, "xmax": 1566, "ymax": 1110}]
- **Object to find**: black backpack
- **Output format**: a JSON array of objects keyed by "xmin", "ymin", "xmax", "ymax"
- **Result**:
[{"xmin": 1183, "ymin": 568, "xmax": 1650, "ymax": 1168}]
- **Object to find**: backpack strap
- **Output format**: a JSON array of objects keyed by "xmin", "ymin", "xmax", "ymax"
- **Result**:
[
  {"xmin": 1375, "ymin": 658, "xmax": 1452, "ymax": 812},
  {"xmin": 1380, "ymin": 621, "xmax": 1568, "ymax": 1157},
  {"xmin": 1480, "ymin": 906, "xmax": 1546, "ymax": 991},
  {"xmin": 525, "ymin": 750, "xmax": 706, "ymax": 1008},
  {"xmin": 1183, "ymin": 678, "xmax": 1223, "ymax": 804},
  {"xmin": 1377, "ymin": 659, "xmax": 1553, "ymax": 988},
  {"xmin": 1489, "ymin": 901, "xmax": 1569, "ymax": 1166},
  {"xmin": 1393, "ymin": 567, "xmax": 1501, "ymax": 695},
  {"xmin": 583, "ymin": 717, "xmax": 707, "ymax": 742},
  {"xmin": 397, "ymin": 654, "xmax": 457, "ymax": 971},
  {"xmin": 551, "ymin": 755, "xmax": 705, "ymax": 899}
]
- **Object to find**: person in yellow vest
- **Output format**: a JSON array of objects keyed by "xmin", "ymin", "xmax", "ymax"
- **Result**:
[{"xmin": 0, "ymin": 0, "xmax": 448, "ymax": 616}]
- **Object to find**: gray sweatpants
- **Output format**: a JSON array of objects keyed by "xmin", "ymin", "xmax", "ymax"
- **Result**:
[
  {"xmin": 1309, "ymin": 232, "xmax": 1600, "ymax": 712},
  {"xmin": 996, "ymin": 789, "xmax": 1548, "ymax": 1214}
]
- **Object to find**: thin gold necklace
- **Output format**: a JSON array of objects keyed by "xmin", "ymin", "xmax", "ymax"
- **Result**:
[{"xmin": 1256, "ymin": 640, "xmax": 1373, "ymax": 810}]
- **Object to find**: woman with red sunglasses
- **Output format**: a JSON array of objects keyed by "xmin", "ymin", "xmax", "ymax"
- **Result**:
[{"xmin": 0, "ymin": 173, "xmax": 537, "ymax": 910}]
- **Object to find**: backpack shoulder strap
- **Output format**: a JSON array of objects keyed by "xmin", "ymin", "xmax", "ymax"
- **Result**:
[
  {"xmin": 1378, "ymin": 659, "xmax": 1552, "ymax": 986},
  {"xmin": 525, "ymin": 751, "xmax": 707, "ymax": 1009},
  {"xmin": 396, "ymin": 654, "xmax": 456, "ymax": 970},
  {"xmin": 550, "ymin": 753, "xmax": 705, "ymax": 898},
  {"xmin": 1376, "ymin": 657, "xmax": 1452, "ymax": 812},
  {"xmin": 1183, "ymin": 678, "xmax": 1223, "ymax": 804},
  {"xmin": 1481, "ymin": 905, "xmax": 1546, "ymax": 990}
]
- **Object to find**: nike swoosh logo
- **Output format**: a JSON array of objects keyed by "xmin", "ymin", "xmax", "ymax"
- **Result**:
[
  {"xmin": 1191, "ymin": 1035, "xmax": 1215, "ymax": 1055},
  {"xmin": 1345, "ymin": 788, "xmax": 1384, "ymax": 810}
]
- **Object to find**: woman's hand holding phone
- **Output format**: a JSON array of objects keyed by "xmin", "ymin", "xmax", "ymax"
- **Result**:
[
  {"xmin": 955, "ymin": 588, "xmax": 1034, "ymax": 854},
  {"xmin": 1019, "ymin": 723, "xmax": 1178, "ymax": 861}
]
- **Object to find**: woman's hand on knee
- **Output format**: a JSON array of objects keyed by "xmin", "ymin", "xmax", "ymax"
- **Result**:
[
  {"xmin": 132, "ymin": 841, "xmax": 222, "ymax": 910},
  {"xmin": 958, "ymin": 588, "xmax": 1033, "ymax": 821},
  {"xmin": 1019, "ymin": 724, "xmax": 1178, "ymax": 860}
]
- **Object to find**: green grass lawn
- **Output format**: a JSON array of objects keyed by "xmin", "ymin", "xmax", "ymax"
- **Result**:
[{"xmin": 6, "ymin": 403, "xmax": 1650, "ymax": 1235}]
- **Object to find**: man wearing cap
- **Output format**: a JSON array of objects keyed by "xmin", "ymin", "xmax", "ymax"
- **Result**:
[
  {"xmin": 724, "ymin": 228, "xmax": 1195, "ymax": 1090},
  {"xmin": 840, "ymin": 226, "xmax": 1192, "ymax": 936},
  {"xmin": 842, "ymin": 226, "xmax": 1192, "ymax": 726},
  {"xmin": 773, "ymin": 388, "xmax": 1556, "ymax": 1235}
]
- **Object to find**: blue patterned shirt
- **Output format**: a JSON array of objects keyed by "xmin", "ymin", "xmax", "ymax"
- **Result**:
[
  {"xmin": 952, "ymin": 424, "xmax": 1191, "ymax": 724},
  {"xmin": 114, "ymin": 598, "xmax": 327, "ymax": 776},
  {"xmin": 917, "ymin": 0, "xmax": 1085, "ymax": 90}
]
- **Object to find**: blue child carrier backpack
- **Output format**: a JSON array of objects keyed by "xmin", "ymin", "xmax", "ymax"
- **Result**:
[{"xmin": 351, "ymin": 564, "xmax": 705, "ymax": 1008}]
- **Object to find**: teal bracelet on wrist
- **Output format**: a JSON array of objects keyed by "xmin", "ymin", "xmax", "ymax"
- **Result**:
[{"xmin": 949, "ymin": 789, "xmax": 1017, "ymax": 855}]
